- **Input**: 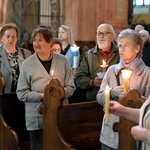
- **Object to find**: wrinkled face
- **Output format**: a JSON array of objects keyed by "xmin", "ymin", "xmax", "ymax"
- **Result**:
[
  {"xmin": 58, "ymin": 27, "xmax": 68, "ymax": 42},
  {"xmin": 118, "ymin": 36, "xmax": 140, "ymax": 63},
  {"xmin": 96, "ymin": 25, "xmax": 114, "ymax": 52},
  {"xmin": 1, "ymin": 28, "xmax": 18, "ymax": 48},
  {"xmin": 51, "ymin": 44, "xmax": 61, "ymax": 54},
  {"xmin": 32, "ymin": 33, "xmax": 52, "ymax": 55}
]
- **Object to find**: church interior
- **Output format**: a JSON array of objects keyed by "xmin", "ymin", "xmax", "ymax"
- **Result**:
[{"xmin": 0, "ymin": 0, "xmax": 150, "ymax": 150}]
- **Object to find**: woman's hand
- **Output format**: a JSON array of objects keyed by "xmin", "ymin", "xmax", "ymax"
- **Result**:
[
  {"xmin": 131, "ymin": 125, "xmax": 148, "ymax": 141},
  {"xmin": 113, "ymin": 85, "xmax": 124, "ymax": 92},
  {"xmin": 109, "ymin": 101, "xmax": 126, "ymax": 117}
]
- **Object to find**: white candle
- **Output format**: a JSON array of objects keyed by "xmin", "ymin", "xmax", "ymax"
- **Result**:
[
  {"xmin": 121, "ymin": 70, "xmax": 132, "ymax": 93},
  {"xmin": 71, "ymin": 45, "xmax": 79, "ymax": 68},
  {"xmin": 50, "ymin": 70, "xmax": 54, "ymax": 79},
  {"xmin": 105, "ymin": 85, "xmax": 110, "ymax": 123},
  {"xmin": 100, "ymin": 60, "xmax": 108, "ymax": 72}
]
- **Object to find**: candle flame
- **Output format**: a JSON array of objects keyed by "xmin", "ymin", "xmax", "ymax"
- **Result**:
[
  {"xmin": 106, "ymin": 85, "xmax": 109, "ymax": 90},
  {"xmin": 102, "ymin": 60, "xmax": 106, "ymax": 65},
  {"xmin": 121, "ymin": 70, "xmax": 132, "ymax": 80},
  {"xmin": 50, "ymin": 70, "xmax": 54, "ymax": 79}
]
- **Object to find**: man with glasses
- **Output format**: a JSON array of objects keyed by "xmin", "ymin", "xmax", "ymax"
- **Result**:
[{"xmin": 74, "ymin": 23, "xmax": 120, "ymax": 101}]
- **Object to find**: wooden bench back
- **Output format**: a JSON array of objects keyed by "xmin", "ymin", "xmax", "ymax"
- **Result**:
[
  {"xmin": 40, "ymin": 79, "xmax": 104, "ymax": 150},
  {"xmin": 57, "ymin": 101, "xmax": 103, "ymax": 150},
  {"xmin": 0, "ymin": 72, "xmax": 30, "ymax": 150},
  {"xmin": 113, "ymin": 89, "xmax": 144, "ymax": 150},
  {"xmin": 0, "ymin": 72, "xmax": 6, "ymax": 95}
]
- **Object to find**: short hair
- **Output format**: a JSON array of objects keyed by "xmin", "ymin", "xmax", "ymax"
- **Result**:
[
  {"xmin": 52, "ymin": 37, "xmax": 62, "ymax": 47},
  {"xmin": 139, "ymin": 29, "xmax": 150, "ymax": 40},
  {"xmin": 97, "ymin": 23, "xmax": 116, "ymax": 37},
  {"xmin": 118, "ymin": 29, "xmax": 144, "ymax": 57},
  {"xmin": 31, "ymin": 27, "xmax": 53, "ymax": 43},
  {"xmin": 0, "ymin": 23, "xmax": 20, "ymax": 40},
  {"xmin": 134, "ymin": 24, "xmax": 144, "ymax": 32},
  {"xmin": 58, "ymin": 25, "xmax": 74, "ymax": 46}
]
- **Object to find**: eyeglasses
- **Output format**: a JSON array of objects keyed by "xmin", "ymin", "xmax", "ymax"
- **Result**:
[{"xmin": 97, "ymin": 31, "xmax": 112, "ymax": 37}]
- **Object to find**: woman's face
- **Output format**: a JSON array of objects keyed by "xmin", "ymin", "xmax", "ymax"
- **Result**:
[
  {"xmin": 1, "ymin": 28, "xmax": 18, "ymax": 48},
  {"xmin": 51, "ymin": 44, "xmax": 61, "ymax": 54},
  {"xmin": 58, "ymin": 27, "xmax": 68, "ymax": 42},
  {"xmin": 32, "ymin": 33, "xmax": 52, "ymax": 55},
  {"xmin": 118, "ymin": 36, "xmax": 140, "ymax": 63}
]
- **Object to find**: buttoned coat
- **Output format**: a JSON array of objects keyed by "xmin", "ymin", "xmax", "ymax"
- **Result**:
[{"xmin": 0, "ymin": 45, "xmax": 31, "ymax": 92}]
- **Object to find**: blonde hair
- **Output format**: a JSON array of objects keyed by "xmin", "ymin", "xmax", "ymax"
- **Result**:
[{"xmin": 58, "ymin": 25, "xmax": 74, "ymax": 46}]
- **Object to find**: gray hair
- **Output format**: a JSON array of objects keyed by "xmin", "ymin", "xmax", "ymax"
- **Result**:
[
  {"xmin": 58, "ymin": 25, "xmax": 74, "ymax": 46},
  {"xmin": 97, "ymin": 23, "xmax": 116, "ymax": 37},
  {"xmin": 118, "ymin": 29, "xmax": 144, "ymax": 57}
]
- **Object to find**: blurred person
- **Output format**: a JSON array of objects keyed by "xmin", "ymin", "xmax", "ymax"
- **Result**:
[
  {"xmin": 135, "ymin": 24, "xmax": 145, "ymax": 32},
  {"xmin": 17, "ymin": 27, "xmax": 76, "ymax": 150},
  {"xmin": 75, "ymin": 23, "xmax": 119, "ymax": 101},
  {"xmin": 58, "ymin": 25, "xmax": 80, "ymax": 74},
  {"xmin": 96, "ymin": 29, "xmax": 150, "ymax": 150},
  {"xmin": 139, "ymin": 29, "xmax": 150, "ymax": 67},
  {"xmin": 109, "ymin": 97, "xmax": 150, "ymax": 150},
  {"xmin": 0, "ymin": 23, "xmax": 31, "ymax": 92},
  {"xmin": 51, "ymin": 37, "xmax": 62, "ymax": 54}
]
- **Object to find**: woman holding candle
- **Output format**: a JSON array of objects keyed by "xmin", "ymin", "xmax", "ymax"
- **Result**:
[
  {"xmin": 96, "ymin": 29, "xmax": 150, "ymax": 150},
  {"xmin": 17, "ymin": 27, "xmax": 76, "ymax": 150},
  {"xmin": 58, "ymin": 25, "xmax": 80, "ymax": 73}
]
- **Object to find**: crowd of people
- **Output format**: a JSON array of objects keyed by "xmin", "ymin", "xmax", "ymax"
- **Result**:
[{"xmin": 0, "ymin": 22, "xmax": 150, "ymax": 150}]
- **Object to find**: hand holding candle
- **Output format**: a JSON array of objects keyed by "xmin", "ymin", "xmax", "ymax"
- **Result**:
[
  {"xmin": 50, "ymin": 70, "xmax": 54, "ymax": 79},
  {"xmin": 105, "ymin": 85, "xmax": 110, "ymax": 123},
  {"xmin": 121, "ymin": 69, "xmax": 132, "ymax": 93}
]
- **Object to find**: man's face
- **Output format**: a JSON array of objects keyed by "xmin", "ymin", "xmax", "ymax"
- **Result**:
[{"xmin": 96, "ymin": 25, "xmax": 114, "ymax": 52}]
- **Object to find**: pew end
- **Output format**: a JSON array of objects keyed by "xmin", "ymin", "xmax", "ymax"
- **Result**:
[
  {"xmin": 0, "ymin": 72, "xmax": 30, "ymax": 149},
  {"xmin": 41, "ymin": 79, "xmax": 104, "ymax": 150},
  {"xmin": 113, "ymin": 89, "xmax": 144, "ymax": 150}
]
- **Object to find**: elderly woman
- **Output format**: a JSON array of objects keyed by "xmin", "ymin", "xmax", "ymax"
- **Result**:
[
  {"xmin": 139, "ymin": 29, "xmax": 150, "ymax": 67},
  {"xmin": 17, "ymin": 27, "xmax": 76, "ymax": 150},
  {"xmin": 0, "ymin": 23, "xmax": 31, "ymax": 92},
  {"xmin": 96, "ymin": 29, "xmax": 150, "ymax": 150}
]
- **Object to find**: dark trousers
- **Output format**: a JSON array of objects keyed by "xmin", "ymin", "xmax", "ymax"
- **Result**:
[
  {"xmin": 29, "ymin": 129, "xmax": 43, "ymax": 150},
  {"xmin": 101, "ymin": 143, "xmax": 118, "ymax": 150}
]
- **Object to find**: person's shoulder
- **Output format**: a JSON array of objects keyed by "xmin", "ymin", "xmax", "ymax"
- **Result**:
[
  {"xmin": 19, "ymin": 47, "xmax": 32, "ymax": 54},
  {"xmin": 23, "ymin": 53, "xmax": 36, "ymax": 64},
  {"xmin": 53, "ymin": 52, "xmax": 68, "ymax": 61},
  {"xmin": 85, "ymin": 46, "xmax": 97, "ymax": 55}
]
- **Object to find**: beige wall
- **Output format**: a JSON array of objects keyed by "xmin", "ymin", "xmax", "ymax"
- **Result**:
[{"xmin": 62, "ymin": 0, "xmax": 129, "ymax": 42}]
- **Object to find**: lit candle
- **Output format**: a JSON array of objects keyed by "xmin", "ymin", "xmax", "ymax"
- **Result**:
[
  {"xmin": 50, "ymin": 70, "xmax": 54, "ymax": 79},
  {"xmin": 105, "ymin": 85, "xmax": 110, "ymax": 123},
  {"xmin": 71, "ymin": 45, "xmax": 79, "ymax": 69},
  {"xmin": 121, "ymin": 70, "xmax": 132, "ymax": 93},
  {"xmin": 100, "ymin": 60, "xmax": 108, "ymax": 72}
]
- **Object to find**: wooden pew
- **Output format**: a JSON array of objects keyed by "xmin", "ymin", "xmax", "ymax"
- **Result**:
[
  {"xmin": 39, "ymin": 79, "xmax": 104, "ymax": 150},
  {"xmin": 0, "ymin": 73, "xmax": 30, "ymax": 150},
  {"xmin": 113, "ymin": 89, "xmax": 144, "ymax": 150}
]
